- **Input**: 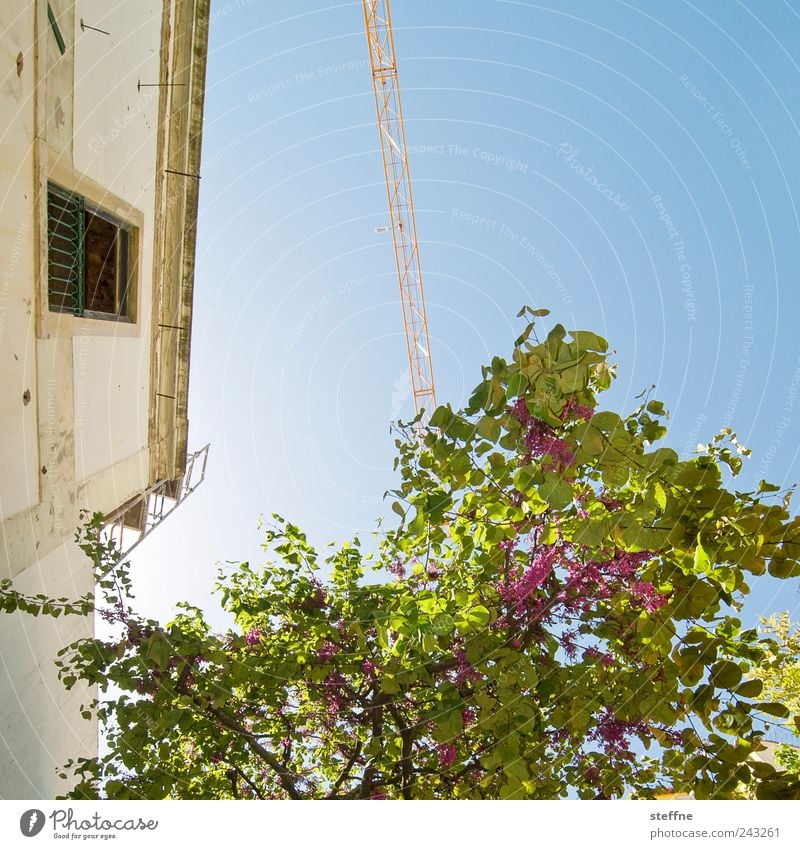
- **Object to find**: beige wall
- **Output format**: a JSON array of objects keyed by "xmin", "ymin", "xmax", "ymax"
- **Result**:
[
  {"xmin": 0, "ymin": 0, "xmax": 171, "ymax": 799},
  {"xmin": 0, "ymin": 1, "xmax": 41, "ymax": 522},
  {"xmin": 71, "ymin": 1, "xmax": 161, "ymax": 483},
  {"xmin": 0, "ymin": 540, "xmax": 96, "ymax": 799}
]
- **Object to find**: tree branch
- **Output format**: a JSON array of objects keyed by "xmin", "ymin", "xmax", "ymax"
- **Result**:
[
  {"xmin": 327, "ymin": 741, "xmax": 362, "ymax": 799},
  {"xmin": 210, "ymin": 708, "xmax": 301, "ymax": 800},
  {"xmin": 387, "ymin": 702, "xmax": 415, "ymax": 799}
]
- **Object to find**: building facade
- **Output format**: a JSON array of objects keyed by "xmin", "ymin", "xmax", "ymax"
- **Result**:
[{"xmin": 0, "ymin": 0, "xmax": 210, "ymax": 798}]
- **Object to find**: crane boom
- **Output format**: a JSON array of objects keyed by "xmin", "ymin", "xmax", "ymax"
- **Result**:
[{"xmin": 362, "ymin": 0, "xmax": 436, "ymax": 422}]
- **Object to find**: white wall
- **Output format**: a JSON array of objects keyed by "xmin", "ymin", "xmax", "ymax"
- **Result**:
[
  {"xmin": 71, "ymin": 0, "xmax": 161, "ymax": 484},
  {"xmin": 1, "ymin": 0, "xmax": 172, "ymax": 800},
  {"xmin": 73, "ymin": 336, "xmax": 150, "ymax": 481},
  {"xmin": 0, "ymin": 0, "xmax": 42, "ymax": 521},
  {"xmin": 0, "ymin": 540, "xmax": 97, "ymax": 799}
]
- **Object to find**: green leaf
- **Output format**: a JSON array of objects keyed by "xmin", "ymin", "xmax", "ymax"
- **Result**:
[
  {"xmin": 710, "ymin": 661, "xmax": 742, "ymax": 689},
  {"xmin": 514, "ymin": 464, "xmax": 542, "ymax": 493},
  {"xmin": 571, "ymin": 330, "xmax": 608, "ymax": 353},
  {"xmin": 431, "ymin": 613, "xmax": 455, "ymax": 636},
  {"xmin": 653, "ymin": 481, "xmax": 667, "ymax": 511},
  {"xmin": 591, "ymin": 411, "xmax": 622, "ymax": 433},
  {"xmin": 428, "ymin": 405, "xmax": 452, "ymax": 429},
  {"xmin": 381, "ymin": 676, "xmax": 401, "ymax": 694},
  {"xmin": 466, "ymin": 605, "xmax": 491, "ymax": 628},
  {"xmin": 476, "ymin": 416, "xmax": 501, "ymax": 443},
  {"xmin": 694, "ymin": 536, "xmax": 712, "ymax": 572},
  {"xmin": 503, "ymin": 760, "xmax": 529, "ymax": 782},
  {"xmin": 506, "ymin": 373, "xmax": 527, "ymax": 399},
  {"xmin": 537, "ymin": 476, "xmax": 573, "ymax": 510},
  {"xmin": 753, "ymin": 702, "xmax": 790, "ymax": 719},
  {"xmin": 767, "ymin": 558, "xmax": 800, "ymax": 579},
  {"xmin": 734, "ymin": 679, "xmax": 763, "ymax": 699}
]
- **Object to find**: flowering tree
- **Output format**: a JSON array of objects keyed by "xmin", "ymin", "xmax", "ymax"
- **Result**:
[{"xmin": 4, "ymin": 308, "xmax": 800, "ymax": 799}]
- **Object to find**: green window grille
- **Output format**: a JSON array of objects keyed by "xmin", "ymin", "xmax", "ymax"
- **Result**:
[{"xmin": 47, "ymin": 182, "xmax": 84, "ymax": 315}]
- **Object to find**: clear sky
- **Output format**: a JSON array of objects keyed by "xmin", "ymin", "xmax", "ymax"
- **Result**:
[{"xmin": 128, "ymin": 0, "xmax": 800, "ymax": 631}]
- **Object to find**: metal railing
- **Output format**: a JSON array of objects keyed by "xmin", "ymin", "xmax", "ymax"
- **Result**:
[{"xmin": 102, "ymin": 443, "xmax": 210, "ymax": 562}]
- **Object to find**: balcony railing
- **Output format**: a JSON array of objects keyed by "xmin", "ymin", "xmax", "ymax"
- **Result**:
[{"xmin": 102, "ymin": 443, "xmax": 210, "ymax": 563}]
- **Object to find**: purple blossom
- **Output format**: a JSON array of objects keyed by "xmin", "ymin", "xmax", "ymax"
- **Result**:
[
  {"xmin": 509, "ymin": 400, "xmax": 575, "ymax": 470},
  {"xmin": 317, "ymin": 640, "xmax": 338, "ymax": 662},
  {"xmin": 560, "ymin": 398, "xmax": 595, "ymax": 422},
  {"xmin": 436, "ymin": 743, "xmax": 457, "ymax": 767},
  {"xmin": 322, "ymin": 671, "xmax": 350, "ymax": 714},
  {"xmin": 631, "ymin": 581, "xmax": 669, "ymax": 613},
  {"xmin": 497, "ymin": 546, "xmax": 558, "ymax": 615},
  {"xmin": 245, "ymin": 628, "xmax": 262, "ymax": 647},
  {"xmin": 592, "ymin": 709, "xmax": 649, "ymax": 756},
  {"xmin": 560, "ymin": 629, "xmax": 578, "ymax": 660},
  {"xmin": 452, "ymin": 648, "xmax": 481, "ymax": 683},
  {"xmin": 387, "ymin": 559, "xmax": 406, "ymax": 578},
  {"xmin": 584, "ymin": 647, "xmax": 614, "ymax": 667}
]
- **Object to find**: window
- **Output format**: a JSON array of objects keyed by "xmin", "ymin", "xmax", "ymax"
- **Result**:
[{"xmin": 47, "ymin": 182, "xmax": 133, "ymax": 320}]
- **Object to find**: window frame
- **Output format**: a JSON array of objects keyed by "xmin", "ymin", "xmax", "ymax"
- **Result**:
[
  {"xmin": 81, "ymin": 199, "xmax": 133, "ymax": 322},
  {"xmin": 45, "ymin": 179, "xmax": 140, "ymax": 328}
]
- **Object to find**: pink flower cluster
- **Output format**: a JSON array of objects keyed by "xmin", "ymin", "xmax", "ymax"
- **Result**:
[
  {"xmin": 560, "ymin": 398, "xmax": 595, "ymax": 422},
  {"xmin": 245, "ymin": 628, "xmax": 262, "ymax": 647},
  {"xmin": 583, "ymin": 647, "xmax": 614, "ymax": 667},
  {"xmin": 497, "ymin": 546, "xmax": 558, "ymax": 616},
  {"xmin": 452, "ymin": 648, "xmax": 481, "ymax": 684},
  {"xmin": 630, "ymin": 581, "xmax": 669, "ymax": 613},
  {"xmin": 436, "ymin": 743, "xmax": 457, "ymax": 767},
  {"xmin": 322, "ymin": 670, "xmax": 350, "ymax": 716},
  {"xmin": 387, "ymin": 559, "xmax": 406, "ymax": 578},
  {"xmin": 591, "ymin": 709, "xmax": 649, "ymax": 756},
  {"xmin": 560, "ymin": 629, "xmax": 578, "ymax": 660},
  {"xmin": 317, "ymin": 640, "xmax": 338, "ymax": 662},
  {"xmin": 561, "ymin": 549, "xmax": 668, "ymax": 615},
  {"xmin": 510, "ymin": 398, "xmax": 575, "ymax": 471}
]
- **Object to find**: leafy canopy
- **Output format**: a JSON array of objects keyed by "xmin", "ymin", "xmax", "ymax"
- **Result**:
[{"xmin": 4, "ymin": 308, "xmax": 800, "ymax": 799}]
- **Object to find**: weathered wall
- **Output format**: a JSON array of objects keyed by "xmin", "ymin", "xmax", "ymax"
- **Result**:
[
  {"xmin": 0, "ymin": 0, "xmax": 172, "ymax": 799},
  {"xmin": 0, "ymin": 1, "xmax": 41, "ymax": 522}
]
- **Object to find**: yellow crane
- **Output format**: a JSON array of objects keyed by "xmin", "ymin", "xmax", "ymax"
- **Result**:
[{"xmin": 362, "ymin": 0, "xmax": 436, "ymax": 423}]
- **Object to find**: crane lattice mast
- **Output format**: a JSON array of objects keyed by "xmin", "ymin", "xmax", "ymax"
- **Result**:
[{"xmin": 362, "ymin": 0, "xmax": 436, "ymax": 422}]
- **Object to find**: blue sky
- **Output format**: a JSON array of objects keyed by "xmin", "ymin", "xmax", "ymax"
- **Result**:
[{"xmin": 129, "ymin": 0, "xmax": 800, "ymax": 629}]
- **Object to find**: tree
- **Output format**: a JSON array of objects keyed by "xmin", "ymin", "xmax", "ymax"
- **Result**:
[
  {"xmin": 751, "ymin": 613, "xmax": 800, "ymax": 777},
  {"xmin": 756, "ymin": 613, "xmax": 800, "ymax": 723},
  {"xmin": 4, "ymin": 308, "xmax": 800, "ymax": 799}
]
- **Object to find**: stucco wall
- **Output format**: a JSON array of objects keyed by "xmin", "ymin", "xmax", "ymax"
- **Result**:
[
  {"xmin": 0, "ymin": 0, "xmax": 173, "ymax": 799},
  {"xmin": 0, "ymin": 1, "xmax": 41, "ymax": 522},
  {"xmin": 71, "ymin": 0, "xmax": 161, "ymax": 483},
  {"xmin": 0, "ymin": 539, "xmax": 97, "ymax": 799}
]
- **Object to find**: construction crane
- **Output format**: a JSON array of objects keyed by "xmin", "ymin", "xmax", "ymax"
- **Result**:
[{"xmin": 362, "ymin": 0, "xmax": 437, "ymax": 423}]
